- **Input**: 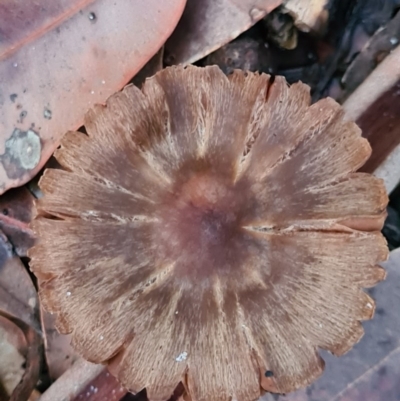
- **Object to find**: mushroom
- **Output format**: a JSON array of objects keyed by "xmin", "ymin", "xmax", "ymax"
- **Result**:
[{"xmin": 28, "ymin": 65, "xmax": 388, "ymax": 401}]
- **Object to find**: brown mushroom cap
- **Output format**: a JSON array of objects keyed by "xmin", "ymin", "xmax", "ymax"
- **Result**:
[{"xmin": 29, "ymin": 65, "xmax": 388, "ymax": 401}]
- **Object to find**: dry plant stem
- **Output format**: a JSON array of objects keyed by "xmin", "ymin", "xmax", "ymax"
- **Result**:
[
  {"xmin": 343, "ymin": 44, "xmax": 400, "ymax": 192},
  {"xmin": 38, "ymin": 359, "xmax": 104, "ymax": 401},
  {"xmin": 30, "ymin": 66, "xmax": 388, "ymax": 401},
  {"xmin": 343, "ymin": 44, "xmax": 400, "ymax": 122}
]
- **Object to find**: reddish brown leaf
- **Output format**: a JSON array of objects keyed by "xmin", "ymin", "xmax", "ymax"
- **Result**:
[
  {"xmin": 0, "ymin": 0, "xmax": 186, "ymax": 194},
  {"xmin": 165, "ymin": 0, "xmax": 282, "ymax": 65}
]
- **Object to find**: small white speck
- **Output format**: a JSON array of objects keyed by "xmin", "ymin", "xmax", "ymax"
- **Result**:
[
  {"xmin": 91, "ymin": 90, "xmax": 95, "ymax": 94},
  {"xmin": 319, "ymin": 323, "xmax": 323, "ymax": 328},
  {"xmin": 249, "ymin": 7, "xmax": 263, "ymax": 21},
  {"xmin": 86, "ymin": 392, "xmax": 90, "ymax": 397},
  {"xmin": 13, "ymin": 62, "xmax": 18, "ymax": 67},
  {"xmin": 99, "ymin": 335, "xmax": 104, "ymax": 340},
  {"xmin": 90, "ymin": 385, "xmax": 94, "ymax": 391},
  {"xmin": 28, "ymin": 297, "xmax": 37, "ymax": 308},
  {"xmin": 66, "ymin": 291, "xmax": 71, "ymax": 296},
  {"xmin": 390, "ymin": 37, "xmax": 398, "ymax": 45},
  {"xmin": 175, "ymin": 311, "xmax": 178, "ymax": 315},
  {"xmin": 101, "ymin": 80, "xmax": 106, "ymax": 84},
  {"xmin": 112, "ymin": 389, "xmax": 116, "ymax": 394},
  {"xmin": 366, "ymin": 303, "xmax": 373, "ymax": 309},
  {"xmin": 93, "ymin": 387, "xmax": 98, "ymax": 393},
  {"xmin": 175, "ymin": 351, "xmax": 188, "ymax": 362}
]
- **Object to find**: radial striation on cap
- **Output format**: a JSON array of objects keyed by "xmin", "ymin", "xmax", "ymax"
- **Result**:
[{"xmin": 29, "ymin": 65, "xmax": 389, "ymax": 401}]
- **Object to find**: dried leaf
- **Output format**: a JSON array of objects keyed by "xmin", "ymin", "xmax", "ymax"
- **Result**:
[
  {"xmin": 0, "ymin": 234, "xmax": 42, "ymax": 401},
  {"xmin": 340, "ymin": 9, "xmax": 400, "ymax": 103},
  {"xmin": 0, "ymin": 0, "xmax": 186, "ymax": 194},
  {"xmin": 132, "ymin": 47, "xmax": 165, "ymax": 89},
  {"xmin": 10, "ymin": 323, "xmax": 42, "ymax": 401},
  {"xmin": 0, "ymin": 316, "xmax": 26, "ymax": 399},
  {"xmin": 165, "ymin": 0, "xmax": 282, "ymax": 64},
  {"xmin": 41, "ymin": 311, "xmax": 79, "ymax": 380},
  {"xmin": 0, "ymin": 235, "xmax": 39, "ymax": 331},
  {"xmin": 0, "ymin": 186, "xmax": 35, "ymax": 257}
]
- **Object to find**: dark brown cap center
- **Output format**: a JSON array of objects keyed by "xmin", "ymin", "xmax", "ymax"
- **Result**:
[{"xmin": 156, "ymin": 172, "xmax": 246, "ymax": 280}]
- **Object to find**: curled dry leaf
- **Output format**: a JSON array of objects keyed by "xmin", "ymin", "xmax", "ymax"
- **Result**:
[
  {"xmin": 0, "ymin": 316, "xmax": 27, "ymax": 399},
  {"xmin": 0, "ymin": 186, "xmax": 36, "ymax": 257},
  {"xmin": 340, "ymin": 9, "xmax": 400, "ymax": 103},
  {"xmin": 10, "ymin": 323, "xmax": 42, "ymax": 401},
  {"xmin": 0, "ymin": 234, "xmax": 39, "ymax": 332},
  {"xmin": 29, "ymin": 66, "xmax": 388, "ymax": 401},
  {"xmin": 0, "ymin": 234, "xmax": 42, "ymax": 401},
  {"xmin": 165, "ymin": 0, "xmax": 282, "ymax": 64},
  {"xmin": 0, "ymin": 0, "xmax": 186, "ymax": 194}
]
